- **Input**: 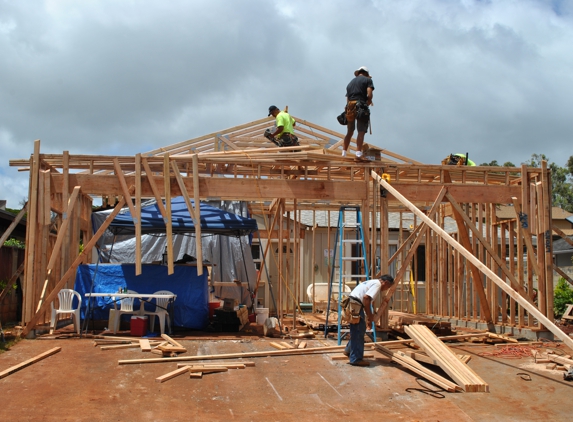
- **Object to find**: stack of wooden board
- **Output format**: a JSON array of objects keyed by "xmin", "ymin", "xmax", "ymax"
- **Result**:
[{"xmin": 404, "ymin": 324, "xmax": 489, "ymax": 392}]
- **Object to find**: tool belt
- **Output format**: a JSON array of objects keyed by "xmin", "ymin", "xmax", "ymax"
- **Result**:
[
  {"xmin": 278, "ymin": 133, "xmax": 299, "ymax": 147},
  {"xmin": 341, "ymin": 296, "xmax": 363, "ymax": 325},
  {"xmin": 345, "ymin": 100, "xmax": 369, "ymax": 123}
]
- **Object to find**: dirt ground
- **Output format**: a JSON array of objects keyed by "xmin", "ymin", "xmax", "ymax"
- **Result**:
[{"xmin": 1, "ymin": 327, "xmax": 572, "ymax": 422}]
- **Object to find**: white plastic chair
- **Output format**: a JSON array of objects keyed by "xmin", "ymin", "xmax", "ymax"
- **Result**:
[
  {"xmin": 111, "ymin": 290, "xmax": 141, "ymax": 334},
  {"xmin": 141, "ymin": 290, "xmax": 174, "ymax": 335},
  {"xmin": 306, "ymin": 283, "xmax": 351, "ymax": 309},
  {"xmin": 50, "ymin": 289, "xmax": 82, "ymax": 334}
]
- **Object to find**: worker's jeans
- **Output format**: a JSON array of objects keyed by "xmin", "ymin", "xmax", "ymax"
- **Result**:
[{"xmin": 344, "ymin": 308, "xmax": 366, "ymax": 363}]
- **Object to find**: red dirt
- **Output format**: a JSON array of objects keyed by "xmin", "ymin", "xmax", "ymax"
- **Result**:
[{"xmin": 1, "ymin": 328, "xmax": 572, "ymax": 421}]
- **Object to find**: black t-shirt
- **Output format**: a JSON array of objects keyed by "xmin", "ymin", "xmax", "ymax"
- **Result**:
[{"xmin": 346, "ymin": 75, "xmax": 375, "ymax": 102}]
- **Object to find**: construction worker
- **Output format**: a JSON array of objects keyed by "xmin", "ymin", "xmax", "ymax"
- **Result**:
[
  {"xmin": 442, "ymin": 153, "xmax": 476, "ymax": 166},
  {"xmin": 344, "ymin": 274, "xmax": 394, "ymax": 366},
  {"xmin": 265, "ymin": 105, "xmax": 299, "ymax": 147},
  {"xmin": 342, "ymin": 66, "xmax": 374, "ymax": 160}
]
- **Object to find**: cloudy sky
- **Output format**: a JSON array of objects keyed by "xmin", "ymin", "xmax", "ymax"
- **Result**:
[{"xmin": 1, "ymin": 0, "xmax": 572, "ymax": 208}]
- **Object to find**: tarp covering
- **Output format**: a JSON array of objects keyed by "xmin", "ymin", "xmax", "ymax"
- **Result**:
[
  {"xmin": 92, "ymin": 200, "xmax": 259, "ymax": 308},
  {"xmin": 97, "ymin": 196, "xmax": 258, "ymax": 236},
  {"xmin": 75, "ymin": 264, "xmax": 209, "ymax": 330}
]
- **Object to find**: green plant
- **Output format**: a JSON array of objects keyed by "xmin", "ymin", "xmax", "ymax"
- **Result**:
[
  {"xmin": 554, "ymin": 277, "xmax": 573, "ymax": 318},
  {"xmin": 0, "ymin": 279, "xmax": 17, "ymax": 292},
  {"xmin": 2, "ymin": 238, "xmax": 25, "ymax": 249}
]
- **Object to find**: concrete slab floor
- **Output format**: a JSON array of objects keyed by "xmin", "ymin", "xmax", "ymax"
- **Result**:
[{"xmin": 0, "ymin": 335, "xmax": 571, "ymax": 422}]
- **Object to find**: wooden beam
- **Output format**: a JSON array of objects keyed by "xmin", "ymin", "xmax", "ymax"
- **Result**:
[
  {"xmin": 372, "ymin": 171, "xmax": 573, "ymax": 350},
  {"xmin": 0, "ymin": 347, "xmax": 61, "ymax": 379},
  {"xmin": 36, "ymin": 186, "xmax": 81, "ymax": 312},
  {"xmin": 171, "ymin": 160, "xmax": 203, "ymax": 276}
]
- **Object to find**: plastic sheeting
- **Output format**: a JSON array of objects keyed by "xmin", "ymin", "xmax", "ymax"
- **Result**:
[
  {"xmin": 75, "ymin": 263, "xmax": 209, "ymax": 330},
  {"xmin": 92, "ymin": 201, "xmax": 258, "ymax": 308}
]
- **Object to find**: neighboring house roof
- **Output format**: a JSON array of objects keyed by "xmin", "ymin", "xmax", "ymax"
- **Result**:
[
  {"xmin": 553, "ymin": 236, "xmax": 573, "ymax": 253},
  {"xmin": 0, "ymin": 208, "xmax": 27, "ymax": 242},
  {"xmin": 496, "ymin": 205, "xmax": 573, "ymax": 221}
]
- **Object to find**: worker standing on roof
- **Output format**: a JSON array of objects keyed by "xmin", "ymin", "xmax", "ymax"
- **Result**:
[
  {"xmin": 344, "ymin": 274, "xmax": 394, "ymax": 366},
  {"xmin": 342, "ymin": 66, "xmax": 374, "ymax": 160},
  {"xmin": 264, "ymin": 105, "xmax": 299, "ymax": 148}
]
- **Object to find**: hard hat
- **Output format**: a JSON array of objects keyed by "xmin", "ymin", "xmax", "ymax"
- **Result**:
[{"xmin": 354, "ymin": 66, "xmax": 370, "ymax": 76}]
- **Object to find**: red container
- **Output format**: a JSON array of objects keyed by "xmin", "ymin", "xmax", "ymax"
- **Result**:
[
  {"xmin": 248, "ymin": 314, "xmax": 256, "ymax": 323},
  {"xmin": 130, "ymin": 316, "xmax": 148, "ymax": 337},
  {"xmin": 208, "ymin": 302, "xmax": 220, "ymax": 320}
]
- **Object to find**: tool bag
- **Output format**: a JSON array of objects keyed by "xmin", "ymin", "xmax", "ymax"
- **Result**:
[
  {"xmin": 341, "ymin": 296, "xmax": 363, "ymax": 324},
  {"xmin": 278, "ymin": 133, "xmax": 299, "ymax": 147},
  {"xmin": 355, "ymin": 101, "xmax": 370, "ymax": 122},
  {"xmin": 337, "ymin": 110, "xmax": 348, "ymax": 125}
]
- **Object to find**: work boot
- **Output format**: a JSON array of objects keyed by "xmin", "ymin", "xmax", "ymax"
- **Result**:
[{"xmin": 349, "ymin": 360, "xmax": 370, "ymax": 367}]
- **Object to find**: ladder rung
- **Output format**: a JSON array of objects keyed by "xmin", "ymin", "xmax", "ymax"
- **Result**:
[
  {"xmin": 341, "ymin": 274, "xmax": 368, "ymax": 278},
  {"xmin": 342, "ymin": 240, "xmax": 362, "ymax": 243},
  {"xmin": 342, "ymin": 257, "xmax": 364, "ymax": 261}
]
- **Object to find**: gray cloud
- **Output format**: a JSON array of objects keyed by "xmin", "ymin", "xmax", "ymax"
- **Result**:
[{"xmin": 1, "ymin": 0, "xmax": 572, "ymax": 208}]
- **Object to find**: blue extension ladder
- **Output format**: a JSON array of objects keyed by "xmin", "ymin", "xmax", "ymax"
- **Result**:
[{"xmin": 325, "ymin": 206, "xmax": 376, "ymax": 345}]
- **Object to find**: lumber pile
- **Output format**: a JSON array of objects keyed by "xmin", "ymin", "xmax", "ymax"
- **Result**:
[
  {"xmin": 404, "ymin": 324, "xmax": 489, "ymax": 392},
  {"xmin": 375, "ymin": 345, "xmax": 462, "ymax": 392},
  {"xmin": 97, "ymin": 334, "xmax": 188, "ymax": 357},
  {"xmin": 388, "ymin": 311, "xmax": 452, "ymax": 336}
]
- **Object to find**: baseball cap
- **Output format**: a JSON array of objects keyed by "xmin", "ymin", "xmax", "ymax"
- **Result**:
[{"xmin": 268, "ymin": 105, "xmax": 279, "ymax": 116}]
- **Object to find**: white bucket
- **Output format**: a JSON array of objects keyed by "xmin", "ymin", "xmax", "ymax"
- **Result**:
[{"xmin": 255, "ymin": 308, "xmax": 269, "ymax": 324}]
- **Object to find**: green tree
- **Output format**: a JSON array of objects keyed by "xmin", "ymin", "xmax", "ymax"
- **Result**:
[{"xmin": 524, "ymin": 154, "xmax": 573, "ymax": 212}]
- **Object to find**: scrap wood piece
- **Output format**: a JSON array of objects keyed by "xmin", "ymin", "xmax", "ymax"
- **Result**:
[
  {"xmin": 330, "ymin": 353, "xmax": 374, "ymax": 361},
  {"xmin": 404, "ymin": 325, "xmax": 489, "ymax": 393},
  {"xmin": 157, "ymin": 345, "xmax": 187, "ymax": 354},
  {"xmin": 548, "ymin": 355, "xmax": 573, "ymax": 367},
  {"xmin": 487, "ymin": 333, "xmax": 518, "ymax": 343},
  {"xmin": 188, "ymin": 366, "xmax": 228, "ymax": 374},
  {"xmin": 298, "ymin": 341, "xmax": 307, "ymax": 349},
  {"xmin": 375, "ymin": 345, "xmax": 460, "ymax": 393},
  {"xmin": 270, "ymin": 342, "xmax": 287, "ymax": 350},
  {"xmin": 190, "ymin": 372, "xmax": 203, "ymax": 378},
  {"xmin": 161, "ymin": 334, "xmax": 185, "ymax": 349},
  {"xmin": 155, "ymin": 366, "xmax": 191, "ymax": 383},
  {"xmin": 280, "ymin": 342, "xmax": 296, "ymax": 349},
  {"xmin": 140, "ymin": 339, "xmax": 152, "ymax": 352},
  {"xmin": 0, "ymin": 347, "xmax": 61, "ymax": 379}
]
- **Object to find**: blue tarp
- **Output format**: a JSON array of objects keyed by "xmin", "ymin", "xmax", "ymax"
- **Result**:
[
  {"xmin": 97, "ymin": 197, "xmax": 258, "ymax": 236},
  {"xmin": 75, "ymin": 264, "xmax": 209, "ymax": 330}
]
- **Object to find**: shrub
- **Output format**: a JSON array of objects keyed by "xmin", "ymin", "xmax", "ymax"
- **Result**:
[{"xmin": 554, "ymin": 277, "xmax": 573, "ymax": 318}]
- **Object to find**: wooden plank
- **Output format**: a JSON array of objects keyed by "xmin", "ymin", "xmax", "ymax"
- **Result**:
[
  {"xmin": 177, "ymin": 362, "xmax": 255, "ymax": 368},
  {"xmin": 139, "ymin": 339, "xmax": 152, "ymax": 352},
  {"xmin": 0, "ymin": 347, "xmax": 61, "ymax": 379},
  {"xmin": 372, "ymin": 172, "xmax": 573, "ymax": 350},
  {"xmin": 155, "ymin": 366, "xmax": 191, "ymax": 383},
  {"xmin": 161, "ymin": 334, "xmax": 185, "ymax": 349},
  {"xmin": 270, "ymin": 342, "xmax": 287, "ymax": 350}
]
